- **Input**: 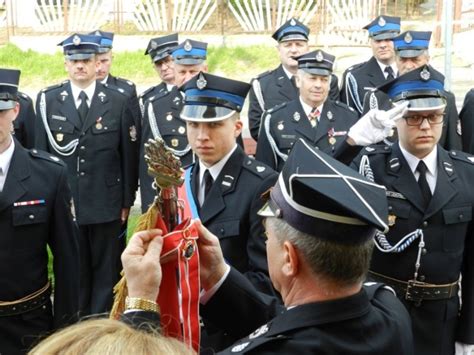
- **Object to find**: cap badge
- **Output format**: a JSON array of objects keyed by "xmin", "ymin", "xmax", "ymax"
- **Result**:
[
  {"xmin": 315, "ymin": 50, "xmax": 324, "ymax": 62},
  {"xmin": 290, "ymin": 18, "xmax": 296, "ymax": 26},
  {"xmin": 184, "ymin": 40, "xmax": 192, "ymax": 52},
  {"xmin": 151, "ymin": 40, "xmax": 158, "ymax": 50},
  {"xmin": 73, "ymin": 35, "xmax": 81, "ymax": 46},
  {"xmin": 378, "ymin": 16, "xmax": 386, "ymax": 27},
  {"xmin": 293, "ymin": 111, "xmax": 300, "ymax": 122},
  {"xmin": 404, "ymin": 32, "xmax": 413, "ymax": 44},
  {"xmin": 171, "ymin": 138, "xmax": 179, "ymax": 147},
  {"xmin": 420, "ymin": 67, "xmax": 430, "ymax": 81},
  {"xmin": 327, "ymin": 111, "xmax": 333, "ymax": 120},
  {"xmin": 94, "ymin": 30, "xmax": 101, "ymax": 36},
  {"xmin": 196, "ymin": 73, "xmax": 207, "ymax": 90},
  {"xmin": 178, "ymin": 126, "xmax": 186, "ymax": 134}
]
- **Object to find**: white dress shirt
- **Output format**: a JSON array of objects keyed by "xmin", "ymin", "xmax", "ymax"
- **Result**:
[
  {"xmin": 376, "ymin": 60, "xmax": 398, "ymax": 79},
  {"xmin": 0, "ymin": 137, "xmax": 15, "ymax": 192},
  {"xmin": 399, "ymin": 144, "xmax": 438, "ymax": 194},
  {"xmin": 70, "ymin": 81, "xmax": 96, "ymax": 109},
  {"xmin": 299, "ymin": 97, "xmax": 324, "ymax": 124}
]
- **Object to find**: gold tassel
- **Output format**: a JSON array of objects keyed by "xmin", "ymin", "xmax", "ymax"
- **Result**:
[{"xmin": 109, "ymin": 202, "xmax": 160, "ymax": 319}]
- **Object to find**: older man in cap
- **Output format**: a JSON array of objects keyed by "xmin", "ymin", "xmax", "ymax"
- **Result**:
[
  {"xmin": 35, "ymin": 33, "xmax": 138, "ymax": 316},
  {"xmin": 352, "ymin": 65, "xmax": 474, "ymax": 355},
  {"xmin": 139, "ymin": 39, "xmax": 208, "ymax": 212},
  {"xmin": 361, "ymin": 31, "xmax": 462, "ymax": 151},
  {"xmin": 248, "ymin": 18, "xmax": 339, "ymax": 141},
  {"xmin": 256, "ymin": 49, "xmax": 359, "ymax": 171},
  {"xmin": 340, "ymin": 15, "xmax": 400, "ymax": 115},
  {"xmin": 139, "ymin": 34, "xmax": 178, "ymax": 117},
  {"xmin": 0, "ymin": 68, "xmax": 79, "ymax": 354},
  {"xmin": 120, "ymin": 139, "xmax": 414, "ymax": 354}
]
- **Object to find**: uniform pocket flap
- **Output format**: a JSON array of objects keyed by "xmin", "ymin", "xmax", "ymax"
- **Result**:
[
  {"xmin": 212, "ymin": 220, "xmax": 240, "ymax": 239},
  {"xmin": 49, "ymin": 119, "xmax": 75, "ymax": 133},
  {"xmin": 12, "ymin": 205, "xmax": 48, "ymax": 226},
  {"xmin": 443, "ymin": 206, "xmax": 472, "ymax": 225},
  {"xmin": 388, "ymin": 200, "xmax": 411, "ymax": 219}
]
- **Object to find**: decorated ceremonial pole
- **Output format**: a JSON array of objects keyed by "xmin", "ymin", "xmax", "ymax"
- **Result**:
[{"xmin": 110, "ymin": 138, "xmax": 201, "ymax": 352}]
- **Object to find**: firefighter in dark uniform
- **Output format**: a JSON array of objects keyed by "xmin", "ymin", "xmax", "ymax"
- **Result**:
[
  {"xmin": 12, "ymin": 91, "xmax": 36, "ymax": 149},
  {"xmin": 34, "ymin": 34, "xmax": 138, "ymax": 316},
  {"xmin": 352, "ymin": 65, "xmax": 474, "ymax": 355},
  {"xmin": 90, "ymin": 30, "xmax": 141, "ymax": 140},
  {"xmin": 256, "ymin": 50, "xmax": 358, "ymax": 171},
  {"xmin": 121, "ymin": 140, "xmax": 414, "ymax": 355},
  {"xmin": 0, "ymin": 68, "xmax": 80, "ymax": 354},
  {"xmin": 340, "ymin": 15, "xmax": 400, "ymax": 115},
  {"xmin": 458, "ymin": 86, "xmax": 474, "ymax": 153},
  {"xmin": 139, "ymin": 39, "xmax": 208, "ymax": 212},
  {"xmin": 139, "ymin": 34, "xmax": 179, "ymax": 118},
  {"xmin": 248, "ymin": 18, "xmax": 339, "ymax": 141},
  {"xmin": 362, "ymin": 31, "xmax": 462, "ymax": 151}
]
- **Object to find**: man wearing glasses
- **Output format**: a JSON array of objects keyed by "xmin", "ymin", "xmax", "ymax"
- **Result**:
[{"xmin": 352, "ymin": 65, "xmax": 474, "ymax": 355}]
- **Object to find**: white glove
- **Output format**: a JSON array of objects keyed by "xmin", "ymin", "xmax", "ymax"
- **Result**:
[
  {"xmin": 348, "ymin": 101, "xmax": 409, "ymax": 146},
  {"xmin": 455, "ymin": 342, "xmax": 474, "ymax": 355}
]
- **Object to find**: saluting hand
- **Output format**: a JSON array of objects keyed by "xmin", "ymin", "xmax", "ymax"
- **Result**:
[{"xmin": 122, "ymin": 229, "xmax": 164, "ymax": 301}]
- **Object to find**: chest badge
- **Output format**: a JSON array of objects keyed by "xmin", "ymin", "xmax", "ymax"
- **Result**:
[
  {"xmin": 327, "ymin": 110, "xmax": 334, "ymax": 121},
  {"xmin": 388, "ymin": 214, "xmax": 397, "ymax": 227},
  {"xmin": 95, "ymin": 117, "xmax": 103, "ymax": 130},
  {"xmin": 56, "ymin": 133, "xmax": 64, "ymax": 142},
  {"xmin": 129, "ymin": 125, "xmax": 137, "ymax": 142}
]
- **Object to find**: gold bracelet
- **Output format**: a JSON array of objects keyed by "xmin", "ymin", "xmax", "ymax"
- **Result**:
[{"xmin": 125, "ymin": 297, "xmax": 160, "ymax": 313}]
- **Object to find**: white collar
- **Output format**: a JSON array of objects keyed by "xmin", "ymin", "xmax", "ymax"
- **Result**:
[
  {"xmin": 198, "ymin": 144, "xmax": 237, "ymax": 183},
  {"xmin": 0, "ymin": 137, "xmax": 15, "ymax": 176},
  {"xmin": 375, "ymin": 59, "xmax": 398, "ymax": 78},
  {"xmin": 166, "ymin": 83, "xmax": 175, "ymax": 92},
  {"xmin": 299, "ymin": 97, "xmax": 324, "ymax": 118},
  {"xmin": 100, "ymin": 75, "xmax": 108, "ymax": 84},
  {"xmin": 70, "ymin": 81, "xmax": 96, "ymax": 105},
  {"xmin": 399, "ymin": 143, "xmax": 438, "ymax": 177},
  {"xmin": 282, "ymin": 65, "xmax": 295, "ymax": 80}
]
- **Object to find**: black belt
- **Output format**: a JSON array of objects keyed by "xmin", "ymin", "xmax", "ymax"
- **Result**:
[
  {"xmin": 0, "ymin": 283, "xmax": 51, "ymax": 317},
  {"xmin": 369, "ymin": 271, "xmax": 459, "ymax": 303}
]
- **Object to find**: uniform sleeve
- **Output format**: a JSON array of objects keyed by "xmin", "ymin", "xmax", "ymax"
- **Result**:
[
  {"xmin": 49, "ymin": 165, "xmax": 80, "ymax": 328},
  {"xmin": 34, "ymin": 91, "xmax": 50, "ymax": 151},
  {"xmin": 460, "ymin": 90, "xmax": 474, "ymax": 153},
  {"xmin": 19, "ymin": 95, "xmax": 37, "ymax": 149},
  {"xmin": 441, "ymin": 92, "xmax": 462, "ymax": 151},
  {"xmin": 329, "ymin": 73, "xmax": 340, "ymax": 101},
  {"xmin": 255, "ymin": 115, "xmax": 277, "ymax": 171},
  {"xmin": 120, "ymin": 99, "xmax": 139, "ymax": 208},
  {"xmin": 248, "ymin": 82, "xmax": 264, "ymax": 141}
]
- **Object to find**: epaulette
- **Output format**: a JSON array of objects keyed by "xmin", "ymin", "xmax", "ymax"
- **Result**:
[
  {"xmin": 255, "ymin": 70, "xmax": 272, "ymax": 80},
  {"xmin": 139, "ymin": 85, "xmax": 159, "ymax": 98},
  {"xmin": 266, "ymin": 102, "xmax": 287, "ymax": 114},
  {"xmin": 29, "ymin": 149, "xmax": 65, "ymax": 166},
  {"xmin": 242, "ymin": 157, "xmax": 274, "ymax": 179},
  {"xmin": 333, "ymin": 100, "xmax": 355, "ymax": 112},
  {"xmin": 103, "ymin": 83, "xmax": 128, "ymax": 96},
  {"xmin": 116, "ymin": 77, "xmax": 135, "ymax": 87},
  {"xmin": 344, "ymin": 61, "xmax": 366, "ymax": 73},
  {"xmin": 363, "ymin": 144, "xmax": 391, "ymax": 155},
  {"xmin": 449, "ymin": 150, "xmax": 474, "ymax": 164},
  {"xmin": 18, "ymin": 91, "xmax": 30, "ymax": 100},
  {"xmin": 41, "ymin": 80, "xmax": 68, "ymax": 94},
  {"xmin": 148, "ymin": 90, "xmax": 171, "ymax": 103}
]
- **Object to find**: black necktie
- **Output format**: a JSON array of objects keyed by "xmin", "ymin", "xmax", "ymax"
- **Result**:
[
  {"xmin": 290, "ymin": 76, "xmax": 297, "ymax": 89},
  {"xmin": 384, "ymin": 66, "xmax": 395, "ymax": 80},
  {"xmin": 416, "ymin": 161, "xmax": 432, "ymax": 208},
  {"xmin": 203, "ymin": 169, "xmax": 213, "ymax": 200},
  {"xmin": 78, "ymin": 91, "xmax": 89, "ymax": 122}
]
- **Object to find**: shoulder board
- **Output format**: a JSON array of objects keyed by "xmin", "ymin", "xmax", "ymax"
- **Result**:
[
  {"xmin": 255, "ymin": 70, "xmax": 272, "ymax": 80},
  {"xmin": 18, "ymin": 91, "xmax": 30, "ymax": 100},
  {"xmin": 148, "ymin": 90, "xmax": 170, "ymax": 103},
  {"xmin": 449, "ymin": 150, "xmax": 474, "ymax": 164},
  {"xmin": 41, "ymin": 80, "xmax": 68, "ymax": 93},
  {"xmin": 139, "ymin": 85, "xmax": 160, "ymax": 98},
  {"xmin": 345, "ymin": 61, "xmax": 366, "ymax": 73},
  {"xmin": 363, "ymin": 144, "xmax": 391, "ymax": 155},
  {"xmin": 103, "ymin": 83, "xmax": 128, "ymax": 96},
  {"xmin": 242, "ymin": 157, "xmax": 274, "ymax": 179},
  {"xmin": 29, "ymin": 149, "xmax": 65, "ymax": 166},
  {"xmin": 116, "ymin": 77, "xmax": 135, "ymax": 87},
  {"xmin": 333, "ymin": 100, "xmax": 355, "ymax": 112},
  {"xmin": 266, "ymin": 102, "xmax": 287, "ymax": 114}
]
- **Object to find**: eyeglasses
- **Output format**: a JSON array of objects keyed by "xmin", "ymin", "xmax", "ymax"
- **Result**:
[{"xmin": 403, "ymin": 113, "xmax": 445, "ymax": 126}]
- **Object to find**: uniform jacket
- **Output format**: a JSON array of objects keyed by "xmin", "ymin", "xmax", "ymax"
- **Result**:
[
  {"xmin": 339, "ymin": 56, "xmax": 386, "ymax": 114},
  {"xmin": 248, "ymin": 64, "xmax": 339, "ymax": 140},
  {"xmin": 361, "ymin": 82, "xmax": 462, "ymax": 151},
  {"xmin": 140, "ymin": 86, "xmax": 193, "ymax": 212},
  {"xmin": 460, "ymin": 88, "xmax": 474, "ymax": 153},
  {"xmin": 13, "ymin": 91, "xmax": 37, "ymax": 149},
  {"xmin": 138, "ymin": 82, "xmax": 168, "ymax": 118},
  {"xmin": 34, "ymin": 80, "xmax": 138, "ymax": 225},
  {"xmin": 352, "ymin": 143, "xmax": 474, "ymax": 353},
  {"xmin": 0, "ymin": 140, "xmax": 79, "ymax": 329},
  {"xmin": 122, "ymin": 269, "xmax": 414, "ymax": 354},
  {"xmin": 187, "ymin": 146, "xmax": 277, "ymax": 279},
  {"xmin": 256, "ymin": 99, "xmax": 358, "ymax": 171}
]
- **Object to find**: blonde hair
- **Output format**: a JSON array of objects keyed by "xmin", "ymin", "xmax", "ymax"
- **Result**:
[{"xmin": 28, "ymin": 318, "xmax": 195, "ymax": 355}]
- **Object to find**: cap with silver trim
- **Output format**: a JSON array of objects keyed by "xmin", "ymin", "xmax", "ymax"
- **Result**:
[
  {"xmin": 296, "ymin": 50, "xmax": 335, "ymax": 76},
  {"xmin": 171, "ymin": 39, "xmax": 207, "ymax": 65},
  {"xmin": 377, "ymin": 65, "xmax": 446, "ymax": 111},
  {"xmin": 393, "ymin": 31, "xmax": 431, "ymax": 58},
  {"xmin": 179, "ymin": 72, "xmax": 250, "ymax": 122},
  {"xmin": 272, "ymin": 17, "xmax": 309, "ymax": 42},
  {"xmin": 363, "ymin": 15, "xmax": 401, "ymax": 40},
  {"xmin": 145, "ymin": 33, "xmax": 179, "ymax": 63},
  {"xmin": 0, "ymin": 68, "xmax": 20, "ymax": 110},
  {"xmin": 58, "ymin": 33, "xmax": 101, "ymax": 60},
  {"xmin": 258, "ymin": 139, "xmax": 389, "ymax": 242}
]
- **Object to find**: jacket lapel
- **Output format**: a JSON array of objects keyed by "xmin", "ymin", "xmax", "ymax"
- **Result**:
[
  {"xmin": 313, "ymin": 102, "xmax": 333, "ymax": 144},
  {"xmin": 82, "ymin": 85, "xmax": 109, "ymax": 132},
  {"xmin": 366, "ymin": 57, "xmax": 386, "ymax": 88},
  {"xmin": 293, "ymin": 101, "xmax": 317, "ymax": 143},
  {"xmin": 57, "ymin": 83, "xmax": 82, "ymax": 130},
  {"xmin": 276, "ymin": 65, "xmax": 297, "ymax": 101},
  {"xmin": 199, "ymin": 147, "xmax": 244, "ymax": 223},
  {"xmin": 0, "ymin": 141, "xmax": 29, "ymax": 212}
]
